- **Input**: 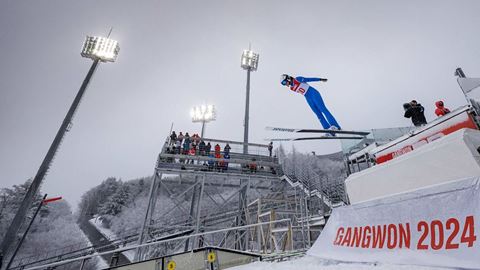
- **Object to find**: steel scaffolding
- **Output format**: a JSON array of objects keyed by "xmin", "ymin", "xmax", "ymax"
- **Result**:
[{"xmin": 12, "ymin": 134, "xmax": 344, "ymax": 270}]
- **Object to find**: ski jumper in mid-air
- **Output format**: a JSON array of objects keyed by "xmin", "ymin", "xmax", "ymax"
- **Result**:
[{"xmin": 281, "ymin": 74, "xmax": 341, "ymax": 130}]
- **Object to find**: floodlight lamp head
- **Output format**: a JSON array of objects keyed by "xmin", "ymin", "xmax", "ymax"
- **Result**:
[
  {"xmin": 191, "ymin": 105, "xmax": 216, "ymax": 123},
  {"xmin": 241, "ymin": 49, "xmax": 259, "ymax": 71},
  {"xmin": 81, "ymin": 36, "xmax": 120, "ymax": 62}
]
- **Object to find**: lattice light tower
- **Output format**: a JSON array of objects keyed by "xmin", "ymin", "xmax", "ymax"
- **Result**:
[
  {"xmin": 241, "ymin": 48, "xmax": 259, "ymax": 154},
  {"xmin": 0, "ymin": 35, "xmax": 119, "ymax": 259},
  {"xmin": 190, "ymin": 104, "xmax": 216, "ymax": 138}
]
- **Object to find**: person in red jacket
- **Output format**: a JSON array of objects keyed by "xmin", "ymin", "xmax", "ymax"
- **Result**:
[
  {"xmin": 214, "ymin": 144, "xmax": 221, "ymax": 170},
  {"xmin": 435, "ymin": 101, "xmax": 450, "ymax": 117},
  {"xmin": 214, "ymin": 144, "xmax": 221, "ymax": 155}
]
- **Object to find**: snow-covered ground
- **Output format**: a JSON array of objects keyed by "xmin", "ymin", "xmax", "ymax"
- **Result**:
[
  {"xmin": 227, "ymin": 255, "xmax": 444, "ymax": 270},
  {"xmin": 89, "ymin": 217, "xmax": 117, "ymax": 240},
  {"xmin": 88, "ymin": 217, "xmax": 136, "ymax": 261}
]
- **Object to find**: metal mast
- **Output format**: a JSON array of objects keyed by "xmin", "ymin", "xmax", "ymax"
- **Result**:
[{"xmin": 0, "ymin": 35, "xmax": 119, "ymax": 262}]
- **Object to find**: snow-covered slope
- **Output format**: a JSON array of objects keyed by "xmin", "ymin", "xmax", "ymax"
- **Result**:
[{"xmin": 226, "ymin": 255, "xmax": 442, "ymax": 270}]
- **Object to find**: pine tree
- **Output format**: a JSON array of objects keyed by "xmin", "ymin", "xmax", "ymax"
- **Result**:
[
  {"xmin": 99, "ymin": 184, "xmax": 131, "ymax": 216},
  {"xmin": 0, "ymin": 179, "xmax": 44, "ymax": 239}
]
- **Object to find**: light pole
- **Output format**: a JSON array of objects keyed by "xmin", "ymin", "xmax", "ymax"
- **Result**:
[
  {"xmin": 0, "ymin": 35, "xmax": 119, "ymax": 261},
  {"xmin": 190, "ymin": 104, "xmax": 216, "ymax": 138},
  {"xmin": 240, "ymin": 48, "xmax": 259, "ymax": 154}
]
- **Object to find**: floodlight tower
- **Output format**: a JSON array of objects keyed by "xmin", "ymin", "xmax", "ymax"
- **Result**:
[
  {"xmin": 190, "ymin": 104, "xmax": 216, "ymax": 138},
  {"xmin": 0, "ymin": 36, "xmax": 119, "ymax": 261},
  {"xmin": 240, "ymin": 48, "xmax": 259, "ymax": 154}
]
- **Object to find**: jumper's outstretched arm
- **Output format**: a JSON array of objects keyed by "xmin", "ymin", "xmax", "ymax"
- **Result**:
[{"xmin": 296, "ymin": 76, "xmax": 327, "ymax": 83}]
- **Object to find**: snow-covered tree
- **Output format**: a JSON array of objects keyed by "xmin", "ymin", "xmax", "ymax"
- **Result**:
[
  {"xmin": 0, "ymin": 179, "xmax": 44, "ymax": 241},
  {"xmin": 99, "ymin": 184, "xmax": 131, "ymax": 216}
]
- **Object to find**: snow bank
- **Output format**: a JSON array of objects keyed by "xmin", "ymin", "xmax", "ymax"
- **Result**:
[
  {"xmin": 89, "ymin": 216, "xmax": 135, "ymax": 261},
  {"xmin": 226, "ymin": 255, "xmax": 442, "ymax": 270},
  {"xmin": 89, "ymin": 217, "xmax": 117, "ymax": 240}
]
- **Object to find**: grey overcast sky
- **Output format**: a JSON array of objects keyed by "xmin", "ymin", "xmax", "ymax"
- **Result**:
[{"xmin": 1, "ymin": 0, "xmax": 480, "ymax": 208}]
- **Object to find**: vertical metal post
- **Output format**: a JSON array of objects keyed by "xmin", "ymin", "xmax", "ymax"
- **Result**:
[
  {"xmin": 304, "ymin": 195, "xmax": 311, "ymax": 247},
  {"xmin": 236, "ymin": 178, "xmax": 249, "ymax": 250},
  {"xmin": 135, "ymin": 171, "xmax": 161, "ymax": 261},
  {"xmin": 243, "ymin": 69, "xmax": 251, "ymax": 155},
  {"xmin": 256, "ymin": 198, "xmax": 261, "ymax": 252},
  {"xmin": 200, "ymin": 121, "xmax": 206, "ymax": 138},
  {"xmin": 296, "ymin": 187, "xmax": 306, "ymax": 249},
  {"xmin": 184, "ymin": 177, "xmax": 199, "ymax": 252},
  {"xmin": 0, "ymin": 59, "xmax": 100, "ymax": 259},
  {"xmin": 78, "ymin": 258, "xmax": 88, "ymax": 270},
  {"xmin": 193, "ymin": 177, "xmax": 205, "ymax": 248},
  {"xmin": 5, "ymin": 194, "xmax": 48, "ymax": 270}
]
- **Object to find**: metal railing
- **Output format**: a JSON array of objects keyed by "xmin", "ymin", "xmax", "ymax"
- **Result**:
[
  {"xmin": 280, "ymin": 163, "xmax": 345, "ymax": 208},
  {"xmin": 24, "ymin": 219, "xmax": 294, "ymax": 270}
]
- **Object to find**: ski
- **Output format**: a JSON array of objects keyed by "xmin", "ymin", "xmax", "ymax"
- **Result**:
[
  {"xmin": 266, "ymin": 126, "xmax": 370, "ymax": 136},
  {"xmin": 265, "ymin": 136, "xmax": 366, "ymax": 142}
]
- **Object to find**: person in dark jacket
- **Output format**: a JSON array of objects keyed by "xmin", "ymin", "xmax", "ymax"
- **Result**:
[
  {"xmin": 199, "ymin": 140, "xmax": 206, "ymax": 156},
  {"xmin": 404, "ymin": 100, "xmax": 427, "ymax": 127},
  {"xmin": 435, "ymin": 100, "xmax": 451, "ymax": 117},
  {"xmin": 170, "ymin": 131, "xmax": 177, "ymax": 145},
  {"xmin": 224, "ymin": 143, "xmax": 231, "ymax": 155},
  {"xmin": 183, "ymin": 136, "xmax": 191, "ymax": 155},
  {"xmin": 205, "ymin": 142, "xmax": 212, "ymax": 156}
]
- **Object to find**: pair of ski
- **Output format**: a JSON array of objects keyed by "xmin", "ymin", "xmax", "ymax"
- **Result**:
[{"xmin": 265, "ymin": 126, "xmax": 370, "ymax": 142}]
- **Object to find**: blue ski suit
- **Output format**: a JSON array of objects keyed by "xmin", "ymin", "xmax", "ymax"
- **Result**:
[{"xmin": 286, "ymin": 76, "xmax": 341, "ymax": 130}]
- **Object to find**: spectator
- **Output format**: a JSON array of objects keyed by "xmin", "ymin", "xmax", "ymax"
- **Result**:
[
  {"xmin": 404, "ymin": 100, "xmax": 427, "ymax": 127},
  {"xmin": 435, "ymin": 100, "xmax": 451, "ymax": 117},
  {"xmin": 224, "ymin": 143, "xmax": 231, "ymax": 155},
  {"xmin": 207, "ymin": 153, "xmax": 215, "ymax": 171},
  {"xmin": 199, "ymin": 140, "xmax": 206, "ymax": 156},
  {"xmin": 223, "ymin": 153, "xmax": 230, "ymax": 171},
  {"xmin": 189, "ymin": 145, "xmax": 196, "ymax": 164},
  {"xmin": 214, "ymin": 144, "xmax": 221, "ymax": 156},
  {"xmin": 177, "ymin": 132, "xmax": 184, "ymax": 144},
  {"xmin": 249, "ymin": 158, "xmax": 257, "ymax": 173},
  {"xmin": 175, "ymin": 139, "xmax": 181, "ymax": 154},
  {"xmin": 214, "ymin": 144, "xmax": 221, "ymax": 170},
  {"xmin": 206, "ymin": 142, "xmax": 212, "ymax": 156},
  {"xmin": 170, "ymin": 131, "xmax": 177, "ymax": 145},
  {"xmin": 193, "ymin": 133, "xmax": 201, "ymax": 144},
  {"xmin": 183, "ymin": 137, "xmax": 191, "ymax": 155},
  {"xmin": 192, "ymin": 140, "xmax": 197, "ymax": 154},
  {"xmin": 268, "ymin": 142, "xmax": 273, "ymax": 157},
  {"xmin": 184, "ymin": 134, "xmax": 191, "ymax": 146}
]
